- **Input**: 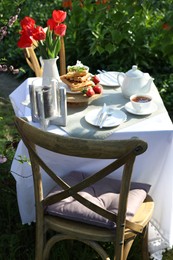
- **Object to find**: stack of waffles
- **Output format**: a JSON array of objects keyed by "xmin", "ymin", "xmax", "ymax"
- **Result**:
[{"xmin": 60, "ymin": 64, "xmax": 94, "ymax": 92}]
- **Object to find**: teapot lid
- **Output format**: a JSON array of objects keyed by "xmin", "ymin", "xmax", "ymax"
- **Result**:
[{"xmin": 126, "ymin": 65, "xmax": 143, "ymax": 78}]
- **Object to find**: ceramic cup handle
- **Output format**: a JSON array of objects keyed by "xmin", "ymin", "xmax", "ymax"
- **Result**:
[{"xmin": 117, "ymin": 72, "xmax": 125, "ymax": 87}]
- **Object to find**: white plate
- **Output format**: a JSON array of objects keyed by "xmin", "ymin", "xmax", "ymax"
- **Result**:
[
  {"xmin": 97, "ymin": 71, "xmax": 119, "ymax": 87},
  {"xmin": 59, "ymin": 81, "xmax": 81, "ymax": 94},
  {"xmin": 85, "ymin": 108, "xmax": 127, "ymax": 128},
  {"xmin": 125, "ymin": 102, "xmax": 157, "ymax": 115}
]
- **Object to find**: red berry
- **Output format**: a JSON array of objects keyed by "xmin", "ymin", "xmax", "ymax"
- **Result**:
[
  {"xmin": 92, "ymin": 75, "xmax": 100, "ymax": 84},
  {"xmin": 93, "ymin": 85, "xmax": 102, "ymax": 94},
  {"xmin": 86, "ymin": 88, "xmax": 95, "ymax": 97}
]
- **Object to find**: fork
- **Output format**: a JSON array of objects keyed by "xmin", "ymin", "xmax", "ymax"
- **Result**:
[
  {"xmin": 96, "ymin": 103, "xmax": 107, "ymax": 126},
  {"xmin": 100, "ymin": 108, "xmax": 113, "ymax": 128},
  {"xmin": 97, "ymin": 69, "xmax": 106, "ymax": 74}
]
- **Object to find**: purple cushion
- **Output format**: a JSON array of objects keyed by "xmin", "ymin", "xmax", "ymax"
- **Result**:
[{"xmin": 45, "ymin": 171, "xmax": 151, "ymax": 229}]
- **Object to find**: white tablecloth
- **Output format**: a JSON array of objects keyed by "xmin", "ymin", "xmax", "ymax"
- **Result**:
[{"xmin": 10, "ymin": 78, "xmax": 173, "ymax": 259}]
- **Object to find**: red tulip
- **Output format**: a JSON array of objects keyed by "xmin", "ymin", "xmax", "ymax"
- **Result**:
[
  {"xmin": 33, "ymin": 26, "xmax": 46, "ymax": 41},
  {"xmin": 162, "ymin": 23, "xmax": 171, "ymax": 31},
  {"xmin": 20, "ymin": 16, "xmax": 35, "ymax": 28},
  {"xmin": 54, "ymin": 24, "xmax": 67, "ymax": 37},
  {"xmin": 17, "ymin": 33, "xmax": 33, "ymax": 48},
  {"xmin": 62, "ymin": 0, "xmax": 72, "ymax": 9},
  {"xmin": 52, "ymin": 10, "xmax": 67, "ymax": 24},
  {"xmin": 20, "ymin": 16, "xmax": 35, "ymax": 36},
  {"xmin": 47, "ymin": 18, "xmax": 56, "ymax": 30}
]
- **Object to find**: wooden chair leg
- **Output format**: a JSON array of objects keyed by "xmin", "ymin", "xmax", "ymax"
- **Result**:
[
  {"xmin": 123, "ymin": 236, "xmax": 136, "ymax": 260},
  {"xmin": 141, "ymin": 225, "xmax": 149, "ymax": 260},
  {"xmin": 35, "ymin": 222, "xmax": 44, "ymax": 260}
]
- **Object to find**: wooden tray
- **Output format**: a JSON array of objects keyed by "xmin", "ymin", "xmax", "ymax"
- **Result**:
[{"xmin": 67, "ymin": 92, "xmax": 102, "ymax": 106}]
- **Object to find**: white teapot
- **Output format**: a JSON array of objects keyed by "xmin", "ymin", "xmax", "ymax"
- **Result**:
[{"xmin": 117, "ymin": 65, "xmax": 154, "ymax": 98}]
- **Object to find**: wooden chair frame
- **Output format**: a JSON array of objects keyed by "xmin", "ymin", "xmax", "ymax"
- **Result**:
[
  {"xmin": 23, "ymin": 37, "xmax": 66, "ymax": 77},
  {"xmin": 14, "ymin": 116, "xmax": 154, "ymax": 260}
]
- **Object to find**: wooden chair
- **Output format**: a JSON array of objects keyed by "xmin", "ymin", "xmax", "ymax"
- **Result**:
[
  {"xmin": 14, "ymin": 116, "xmax": 154, "ymax": 260},
  {"xmin": 23, "ymin": 37, "xmax": 66, "ymax": 77}
]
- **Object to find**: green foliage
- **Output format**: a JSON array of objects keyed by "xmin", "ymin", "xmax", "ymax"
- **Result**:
[
  {"xmin": 0, "ymin": 98, "xmax": 18, "ymax": 159},
  {"xmin": 1, "ymin": 0, "xmax": 173, "ymax": 77},
  {"xmin": 155, "ymin": 73, "xmax": 173, "ymax": 120},
  {"xmin": 64, "ymin": 0, "xmax": 173, "ymax": 75}
]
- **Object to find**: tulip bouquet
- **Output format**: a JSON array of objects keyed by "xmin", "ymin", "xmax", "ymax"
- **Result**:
[{"xmin": 17, "ymin": 10, "xmax": 67, "ymax": 59}]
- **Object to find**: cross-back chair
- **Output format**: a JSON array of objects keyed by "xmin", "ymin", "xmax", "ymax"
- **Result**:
[
  {"xmin": 14, "ymin": 116, "xmax": 154, "ymax": 260},
  {"xmin": 23, "ymin": 37, "xmax": 66, "ymax": 77}
]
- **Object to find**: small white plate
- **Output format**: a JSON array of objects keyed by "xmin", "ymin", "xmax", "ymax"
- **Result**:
[
  {"xmin": 97, "ymin": 71, "xmax": 119, "ymax": 87},
  {"xmin": 125, "ymin": 102, "xmax": 157, "ymax": 115},
  {"xmin": 85, "ymin": 108, "xmax": 127, "ymax": 128},
  {"xmin": 59, "ymin": 81, "xmax": 81, "ymax": 94}
]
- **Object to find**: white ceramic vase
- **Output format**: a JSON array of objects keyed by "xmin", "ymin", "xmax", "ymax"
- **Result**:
[{"xmin": 42, "ymin": 57, "xmax": 60, "ymax": 86}]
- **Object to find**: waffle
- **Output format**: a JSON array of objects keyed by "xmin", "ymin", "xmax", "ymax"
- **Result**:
[
  {"xmin": 65, "ymin": 72, "xmax": 90, "ymax": 82},
  {"xmin": 60, "ymin": 75, "xmax": 94, "ymax": 92}
]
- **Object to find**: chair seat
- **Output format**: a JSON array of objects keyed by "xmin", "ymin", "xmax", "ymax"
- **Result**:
[
  {"xmin": 45, "ymin": 171, "xmax": 151, "ymax": 229},
  {"xmin": 45, "ymin": 194, "xmax": 154, "ymax": 242}
]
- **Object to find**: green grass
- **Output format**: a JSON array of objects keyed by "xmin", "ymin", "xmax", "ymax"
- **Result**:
[{"xmin": 0, "ymin": 81, "xmax": 173, "ymax": 259}]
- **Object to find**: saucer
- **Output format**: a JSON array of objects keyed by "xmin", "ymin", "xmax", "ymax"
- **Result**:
[
  {"xmin": 125, "ymin": 102, "xmax": 157, "ymax": 115},
  {"xmin": 85, "ymin": 108, "xmax": 127, "ymax": 128}
]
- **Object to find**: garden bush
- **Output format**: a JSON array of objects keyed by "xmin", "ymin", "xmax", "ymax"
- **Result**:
[
  {"xmin": 1, "ymin": 0, "xmax": 173, "ymax": 73},
  {"xmin": 1, "ymin": 0, "xmax": 173, "ymax": 113}
]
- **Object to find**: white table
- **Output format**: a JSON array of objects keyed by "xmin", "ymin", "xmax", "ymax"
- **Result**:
[{"xmin": 10, "ymin": 77, "xmax": 173, "ymax": 259}]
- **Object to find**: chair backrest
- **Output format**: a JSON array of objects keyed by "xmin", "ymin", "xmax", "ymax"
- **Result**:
[
  {"xmin": 14, "ymin": 116, "xmax": 148, "ymax": 255},
  {"xmin": 23, "ymin": 37, "xmax": 66, "ymax": 77}
]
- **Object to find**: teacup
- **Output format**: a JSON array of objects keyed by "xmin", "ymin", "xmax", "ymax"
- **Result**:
[{"xmin": 130, "ymin": 94, "xmax": 152, "ymax": 112}]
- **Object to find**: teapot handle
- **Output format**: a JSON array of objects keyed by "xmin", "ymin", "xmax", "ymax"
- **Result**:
[{"xmin": 117, "ymin": 72, "xmax": 125, "ymax": 87}]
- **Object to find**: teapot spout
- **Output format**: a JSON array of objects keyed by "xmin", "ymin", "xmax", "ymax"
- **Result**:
[{"xmin": 143, "ymin": 77, "xmax": 154, "ymax": 92}]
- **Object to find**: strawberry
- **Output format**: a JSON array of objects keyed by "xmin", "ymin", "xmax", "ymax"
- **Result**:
[
  {"xmin": 93, "ymin": 85, "xmax": 102, "ymax": 94},
  {"xmin": 92, "ymin": 75, "xmax": 100, "ymax": 84},
  {"xmin": 86, "ymin": 88, "xmax": 95, "ymax": 97}
]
